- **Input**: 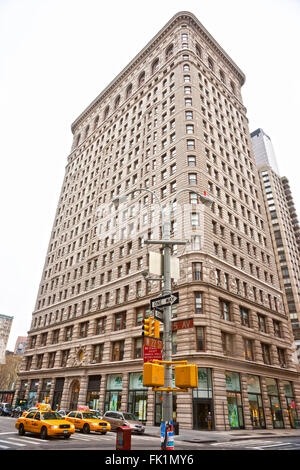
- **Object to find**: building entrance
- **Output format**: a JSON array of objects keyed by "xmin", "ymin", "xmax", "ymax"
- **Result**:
[
  {"xmin": 193, "ymin": 399, "xmax": 213, "ymax": 430},
  {"xmin": 69, "ymin": 380, "xmax": 80, "ymax": 410}
]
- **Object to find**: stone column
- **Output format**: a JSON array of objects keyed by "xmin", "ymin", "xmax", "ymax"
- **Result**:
[
  {"xmin": 121, "ymin": 372, "xmax": 129, "ymax": 412},
  {"xmin": 278, "ymin": 381, "xmax": 290, "ymax": 429},
  {"xmin": 60, "ymin": 377, "xmax": 72, "ymax": 410},
  {"xmin": 240, "ymin": 373, "xmax": 252, "ymax": 429},
  {"xmin": 260, "ymin": 377, "xmax": 272, "ymax": 429},
  {"xmin": 176, "ymin": 390, "xmax": 193, "ymax": 430},
  {"xmin": 99, "ymin": 373, "xmax": 106, "ymax": 414},
  {"xmin": 146, "ymin": 389, "xmax": 155, "ymax": 426},
  {"xmin": 213, "ymin": 368, "xmax": 229, "ymax": 430},
  {"xmin": 77, "ymin": 374, "xmax": 88, "ymax": 408}
]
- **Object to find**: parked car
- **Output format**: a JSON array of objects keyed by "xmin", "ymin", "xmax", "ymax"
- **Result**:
[
  {"xmin": 102, "ymin": 411, "xmax": 145, "ymax": 433},
  {"xmin": 0, "ymin": 403, "xmax": 12, "ymax": 416}
]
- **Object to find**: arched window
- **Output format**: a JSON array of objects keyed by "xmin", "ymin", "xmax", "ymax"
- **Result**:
[
  {"xmin": 230, "ymin": 81, "xmax": 236, "ymax": 95},
  {"xmin": 84, "ymin": 125, "xmax": 89, "ymax": 139},
  {"xmin": 165, "ymin": 44, "xmax": 174, "ymax": 60},
  {"xmin": 195, "ymin": 44, "xmax": 202, "ymax": 58},
  {"xmin": 104, "ymin": 105, "xmax": 110, "ymax": 120},
  {"xmin": 138, "ymin": 71, "xmax": 145, "ymax": 87},
  {"xmin": 151, "ymin": 58, "xmax": 159, "ymax": 74},
  {"xmin": 208, "ymin": 57, "xmax": 214, "ymax": 71},
  {"xmin": 114, "ymin": 95, "xmax": 121, "ymax": 109},
  {"xmin": 219, "ymin": 69, "xmax": 226, "ymax": 84},
  {"xmin": 93, "ymin": 115, "xmax": 99, "ymax": 130},
  {"xmin": 126, "ymin": 84, "xmax": 133, "ymax": 99}
]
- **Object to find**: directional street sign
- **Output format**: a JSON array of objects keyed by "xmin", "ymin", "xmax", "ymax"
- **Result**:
[
  {"xmin": 150, "ymin": 292, "xmax": 179, "ymax": 311},
  {"xmin": 153, "ymin": 309, "xmax": 164, "ymax": 323}
]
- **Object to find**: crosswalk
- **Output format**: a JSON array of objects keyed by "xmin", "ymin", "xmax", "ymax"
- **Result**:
[{"xmin": 0, "ymin": 431, "xmax": 156, "ymax": 450}]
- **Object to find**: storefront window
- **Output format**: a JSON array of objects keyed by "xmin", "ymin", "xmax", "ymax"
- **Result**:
[
  {"xmin": 247, "ymin": 375, "xmax": 265, "ymax": 429},
  {"xmin": 38, "ymin": 379, "xmax": 52, "ymax": 403},
  {"xmin": 127, "ymin": 372, "xmax": 147, "ymax": 421},
  {"xmin": 193, "ymin": 368, "xmax": 214, "ymax": 430},
  {"xmin": 282, "ymin": 380, "xmax": 298, "ymax": 428},
  {"xmin": 265, "ymin": 378, "xmax": 284, "ymax": 429},
  {"xmin": 52, "ymin": 377, "xmax": 64, "ymax": 411},
  {"xmin": 86, "ymin": 375, "xmax": 101, "ymax": 411},
  {"xmin": 225, "ymin": 371, "xmax": 244, "ymax": 429},
  {"xmin": 27, "ymin": 379, "xmax": 39, "ymax": 408},
  {"xmin": 104, "ymin": 374, "xmax": 123, "ymax": 412},
  {"xmin": 16, "ymin": 380, "xmax": 28, "ymax": 406}
]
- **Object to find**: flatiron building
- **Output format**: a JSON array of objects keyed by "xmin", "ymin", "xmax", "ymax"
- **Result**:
[{"xmin": 15, "ymin": 11, "xmax": 300, "ymax": 430}]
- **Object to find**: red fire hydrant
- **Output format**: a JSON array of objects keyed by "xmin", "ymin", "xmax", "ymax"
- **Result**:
[{"xmin": 116, "ymin": 426, "xmax": 131, "ymax": 450}]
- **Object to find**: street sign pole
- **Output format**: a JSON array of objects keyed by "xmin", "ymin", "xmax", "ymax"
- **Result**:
[{"xmin": 162, "ymin": 213, "xmax": 173, "ymax": 426}]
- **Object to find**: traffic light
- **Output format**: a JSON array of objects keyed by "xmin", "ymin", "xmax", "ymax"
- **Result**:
[
  {"xmin": 175, "ymin": 364, "xmax": 198, "ymax": 388},
  {"xmin": 143, "ymin": 362, "xmax": 165, "ymax": 387},
  {"xmin": 151, "ymin": 319, "xmax": 160, "ymax": 339},
  {"xmin": 142, "ymin": 317, "xmax": 153, "ymax": 337}
]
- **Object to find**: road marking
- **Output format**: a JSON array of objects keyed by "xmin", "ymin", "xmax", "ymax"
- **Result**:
[
  {"xmin": 0, "ymin": 439, "xmax": 25, "ymax": 447},
  {"xmin": 250, "ymin": 442, "xmax": 292, "ymax": 449},
  {"xmin": 0, "ymin": 445, "xmax": 9, "ymax": 449},
  {"xmin": 8, "ymin": 437, "xmax": 44, "ymax": 445},
  {"xmin": 0, "ymin": 432, "xmax": 15, "ymax": 435}
]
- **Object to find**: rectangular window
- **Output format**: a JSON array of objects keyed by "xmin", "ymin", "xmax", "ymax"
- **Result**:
[
  {"xmin": 222, "ymin": 332, "xmax": 234, "ymax": 356},
  {"xmin": 79, "ymin": 321, "xmax": 89, "ymax": 338},
  {"xmin": 114, "ymin": 312, "xmax": 126, "ymax": 331},
  {"xmin": 92, "ymin": 344, "xmax": 104, "ymax": 363},
  {"xmin": 134, "ymin": 338, "xmax": 143, "ymax": 359},
  {"xmin": 220, "ymin": 300, "xmax": 230, "ymax": 321},
  {"xmin": 192, "ymin": 262, "xmax": 202, "ymax": 280},
  {"xmin": 95, "ymin": 317, "xmax": 106, "ymax": 335},
  {"xmin": 240, "ymin": 307, "xmax": 250, "ymax": 328},
  {"xmin": 112, "ymin": 341, "xmax": 125, "ymax": 361},
  {"xmin": 196, "ymin": 327, "xmax": 205, "ymax": 351},
  {"xmin": 188, "ymin": 173, "xmax": 197, "ymax": 185},
  {"xmin": 195, "ymin": 292, "xmax": 203, "ymax": 313},
  {"xmin": 243, "ymin": 338, "xmax": 254, "ymax": 361},
  {"xmin": 261, "ymin": 343, "xmax": 271, "ymax": 365}
]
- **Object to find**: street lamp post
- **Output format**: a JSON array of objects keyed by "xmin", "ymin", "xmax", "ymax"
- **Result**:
[{"xmin": 112, "ymin": 187, "xmax": 212, "ymax": 443}]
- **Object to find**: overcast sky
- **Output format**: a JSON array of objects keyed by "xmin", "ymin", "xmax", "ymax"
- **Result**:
[{"xmin": 1, "ymin": 0, "xmax": 300, "ymax": 350}]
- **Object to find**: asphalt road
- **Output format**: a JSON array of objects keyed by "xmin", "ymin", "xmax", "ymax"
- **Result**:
[{"xmin": 1, "ymin": 416, "xmax": 300, "ymax": 453}]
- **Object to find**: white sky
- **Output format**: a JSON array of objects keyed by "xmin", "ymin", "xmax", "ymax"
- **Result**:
[{"xmin": 1, "ymin": 0, "xmax": 300, "ymax": 350}]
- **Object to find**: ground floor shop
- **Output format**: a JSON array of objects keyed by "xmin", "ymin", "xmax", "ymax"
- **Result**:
[{"xmin": 14, "ymin": 366, "xmax": 300, "ymax": 430}]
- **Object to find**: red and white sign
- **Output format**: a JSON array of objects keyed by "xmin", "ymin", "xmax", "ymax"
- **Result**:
[
  {"xmin": 172, "ymin": 318, "xmax": 194, "ymax": 331},
  {"xmin": 144, "ymin": 336, "xmax": 163, "ymax": 349},
  {"xmin": 143, "ymin": 345, "xmax": 163, "ymax": 363}
]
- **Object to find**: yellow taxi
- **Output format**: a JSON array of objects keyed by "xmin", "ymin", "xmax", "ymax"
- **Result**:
[
  {"xmin": 15, "ymin": 409, "xmax": 75, "ymax": 439},
  {"xmin": 66, "ymin": 410, "xmax": 111, "ymax": 434}
]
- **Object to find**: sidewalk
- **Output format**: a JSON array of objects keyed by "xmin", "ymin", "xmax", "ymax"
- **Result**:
[{"xmin": 144, "ymin": 425, "xmax": 300, "ymax": 443}]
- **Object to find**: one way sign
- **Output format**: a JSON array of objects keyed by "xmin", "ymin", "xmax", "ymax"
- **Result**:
[{"xmin": 150, "ymin": 292, "xmax": 179, "ymax": 311}]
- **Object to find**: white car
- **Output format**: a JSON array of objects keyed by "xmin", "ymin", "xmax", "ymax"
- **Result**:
[{"xmin": 102, "ymin": 411, "xmax": 145, "ymax": 433}]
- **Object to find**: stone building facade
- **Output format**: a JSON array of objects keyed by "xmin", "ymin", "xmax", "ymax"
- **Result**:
[{"xmin": 14, "ymin": 11, "xmax": 300, "ymax": 430}]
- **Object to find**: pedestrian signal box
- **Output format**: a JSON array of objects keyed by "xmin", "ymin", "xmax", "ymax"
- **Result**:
[
  {"xmin": 175, "ymin": 364, "xmax": 198, "ymax": 388},
  {"xmin": 143, "ymin": 362, "xmax": 165, "ymax": 387}
]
